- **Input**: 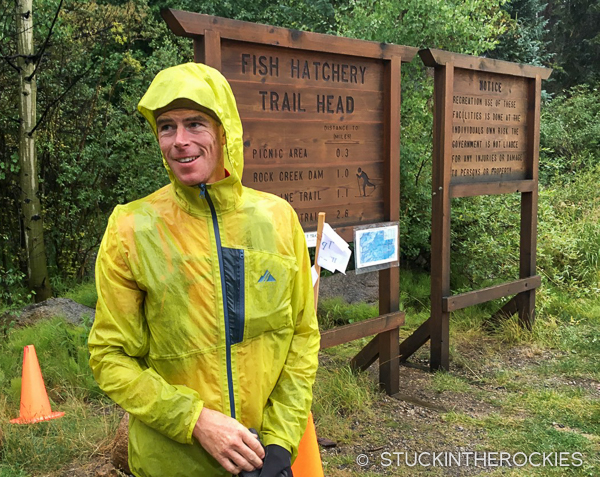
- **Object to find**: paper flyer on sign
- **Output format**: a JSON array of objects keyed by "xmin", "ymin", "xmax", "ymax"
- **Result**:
[
  {"xmin": 304, "ymin": 231, "xmax": 317, "ymax": 248},
  {"xmin": 317, "ymin": 223, "xmax": 352, "ymax": 274}
]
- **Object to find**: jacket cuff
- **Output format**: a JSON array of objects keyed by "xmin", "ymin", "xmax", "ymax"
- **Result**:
[
  {"xmin": 186, "ymin": 400, "xmax": 204, "ymax": 444},
  {"xmin": 261, "ymin": 434, "xmax": 293, "ymax": 455}
]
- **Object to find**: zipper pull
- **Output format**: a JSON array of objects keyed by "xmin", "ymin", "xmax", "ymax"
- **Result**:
[{"xmin": 199, "ymin": 183, "xmax": 207, "ymax": 199}]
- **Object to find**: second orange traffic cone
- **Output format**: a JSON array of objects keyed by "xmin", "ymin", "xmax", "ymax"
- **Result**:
[
  {"xmin": 10, "ymin": 344, "xmax": 65, "ymax": 424},
  {"xmin": 291, "ymin": 412, "xmax": 324, "ymax": 477}
]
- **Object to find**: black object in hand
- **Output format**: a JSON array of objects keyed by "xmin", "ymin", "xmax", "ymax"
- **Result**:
[
  {"xmin": 238, "ymin": 429, "xmax": 263, "ymax": 477},
  {"xmin": 259, "ymin": 444, "xmax": 293, "ymax": 477}
]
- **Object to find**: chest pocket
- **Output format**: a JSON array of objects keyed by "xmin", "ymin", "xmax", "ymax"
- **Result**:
[{"xmin": 243, "ymin": 250, "xmax": 297, "ymax": 341}]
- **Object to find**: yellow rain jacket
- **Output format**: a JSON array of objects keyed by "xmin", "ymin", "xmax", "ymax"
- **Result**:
[{"xmin": 88, "ymin": 63, "xmax": 320, "ymax": 477}]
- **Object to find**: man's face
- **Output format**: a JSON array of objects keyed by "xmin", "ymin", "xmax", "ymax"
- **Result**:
[{"xmin": 157, "ymin": 109, "xmax": 226, "ymax": 186}]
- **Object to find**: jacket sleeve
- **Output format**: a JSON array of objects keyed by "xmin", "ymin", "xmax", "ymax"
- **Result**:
[
  {"xmin": 88, "ymin": 209, "xmax": 204, "ymax": 444},
  {"xmin": 260, "ymin": 216, "xmax": 320, "ymax": 461}
]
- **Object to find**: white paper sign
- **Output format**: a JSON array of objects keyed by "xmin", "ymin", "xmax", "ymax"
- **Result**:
[
  {"xmin": 311, "ymin": 265, "xmax": 319, "ymax": 286},
  {"xmin": 304, "ymin": 231, "xmax": 317, "ymax": 248},
  {"xmin": 317, "ymin": 223, "xmax": 352, "ymax": 274}
]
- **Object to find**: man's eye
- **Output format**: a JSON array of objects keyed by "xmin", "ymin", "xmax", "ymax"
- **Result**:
[{"xmin": 159, "ymin": 124, "xmax": 174, "ymax": 132}]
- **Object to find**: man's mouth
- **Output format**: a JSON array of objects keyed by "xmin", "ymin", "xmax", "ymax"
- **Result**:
[{"xmin": 175, "ymin": 156, "xmax": 198, "ymax": 164}]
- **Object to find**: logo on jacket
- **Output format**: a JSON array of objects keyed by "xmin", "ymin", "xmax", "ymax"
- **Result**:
[{"xmin": 258, "ymin": 270, "xmax": 276, "ymax": 283}]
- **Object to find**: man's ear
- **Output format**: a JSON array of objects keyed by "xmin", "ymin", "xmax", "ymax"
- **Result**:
[{"xmin": 220, "ymin": 126, "xmax": 226, "ymax": 145}]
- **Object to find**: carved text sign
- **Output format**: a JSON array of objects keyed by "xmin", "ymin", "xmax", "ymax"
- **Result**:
[
  {"xmin": 221, "ymin": 42, "xmax": 385, "ymax": 229},
  {"xmin": 451, "ymin": 70, "xmax": 528, "ymax": 184}
]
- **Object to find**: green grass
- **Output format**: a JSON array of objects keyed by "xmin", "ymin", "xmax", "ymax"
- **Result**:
[
  {"xmin": 0, "ymin": 317, "xmax": 120, "ymax": 476},
  {"xmin": 318, "ymin": 297, "xmax": 379, "ymax": 330},
  {"xmin": 312, "ymin": 356, "xmax": 379, "ymax": 443},
  {"xmin": 430, "ymin": 370, "xmax": 472, "ymax": 393},
  {"xmin": 62, "ymin": 281, "xmax": 98, "ymax": 309},
  {"xmin": 0, "ymin": 397, "xmax": 121, "ymax": 475}
]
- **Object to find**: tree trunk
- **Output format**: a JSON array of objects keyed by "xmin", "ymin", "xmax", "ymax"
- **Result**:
[{"xmin": 16, "ymin": 0, "xmax": 52, "ymax": 302}]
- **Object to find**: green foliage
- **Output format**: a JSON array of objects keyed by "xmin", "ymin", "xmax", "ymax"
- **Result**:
[
  {"xmin": 431, "ymin": 370, "xmax": 471, "ymax": 393},
  {"xmin": 0, "ymin": 397, "xmax": 121, "ymax": 475},
  {"xmin": 337, "ymin": 0, "xmax": 509, "ymax": 54},
  {"xmin": 543, "ymin": 0, "xmax": 600, "ymax": 93},
  {"xmin": 317, "ymin": 297, "xmax": 378, "ymax": 330},
  {"xmin": 539, "ymin": 85, "xmax": 600, "ymax": 183},
  {"xmin": 312, "ymin": 362, "xmax": 378, "ymax": 442},
  {"xmin": 0, "ymin": 317, "xmax": 122, "ymax": 474},
  {"xmin": 492, "ymin": 0, "xmax": 550, "ymax": 65},
  {"xmin": 62, "ymin": 281, "xmax": 98, "ymax": 309},
  {"xmin": 448, "ymin": 148, "xmax": 600, "ymax": 297}
]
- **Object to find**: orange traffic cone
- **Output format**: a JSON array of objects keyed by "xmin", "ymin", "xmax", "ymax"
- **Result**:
[
  {"xmin": 291, "ymin": 412, "xmax": 324, "ymax": 477},
  {"xmin": 10, "ymin": 344, "xmax": 65, "ymax": 424}
]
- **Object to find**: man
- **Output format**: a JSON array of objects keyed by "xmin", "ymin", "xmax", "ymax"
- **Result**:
[{"xmin": 88, "ymin": 63, "xmax": 320, "ymax": 477}]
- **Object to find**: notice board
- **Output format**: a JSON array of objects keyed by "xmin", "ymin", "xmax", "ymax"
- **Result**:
[{"xmin": 398, "ymin": 49, "xmax": 551, "ymax": 372}]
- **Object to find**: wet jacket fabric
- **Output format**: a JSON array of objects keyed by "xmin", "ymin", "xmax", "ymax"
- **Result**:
[{"xmin": 88, "ymin": 63, "xmax": 320, "ymax": 477}]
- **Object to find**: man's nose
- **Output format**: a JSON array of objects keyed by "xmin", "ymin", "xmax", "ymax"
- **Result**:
[{"xmin": 174, "ymin": 126, "xmax": 190, "ymax": 147}]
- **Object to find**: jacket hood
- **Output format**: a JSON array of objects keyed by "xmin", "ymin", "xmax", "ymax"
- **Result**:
[{"xmin": 138, "ymin": 63, "xmax": 244, "ymax": 184}]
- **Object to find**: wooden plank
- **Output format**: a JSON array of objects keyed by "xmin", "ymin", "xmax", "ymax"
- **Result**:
[
  {"xmin": 377, "ymin": 55, "xmax": 402, "ymax": 395},
  {"xmin": 162, "ymin": 9, "xmax": 419, "ymax": 61},
  {"xmin": 202, "ymin": 29, "xmax": 222, "ymax": 69},
  {"xmin": 517, "ymin": 74, "xmax": 542, "ymax": 330},
  {"xmin": 379, "ymin": 328, "xmax": 399, "ymax": 393},
  {"xmin": 430, "ymin": 62, "xmax": 453, "ymax": 372},
  {"xmin": 350, "ymin": 335, "xmax": 379, "ymax": 371},
  {"xmin": 443, "ymin": 276, "xmax": 541, "ymax": 312},
  {"xmin": 244, "ymin": 162, "xmax": 384, "ymax": 190},
  {"xmin": 451, "ymin": 180, "xmax": 535, "ymax": 197},
  {"xmin": 313, "ymin": 213, "xmax": 326, "ymax": 312},
  {"xmin": 319, "ymin": 312, "xmax": 405, "ymax": 349},
  {"xmin": 487, "ymin": 295, "xmax": 519, "ymax": 326},
  {"xmin": 398, "ymin": 318, "xmax": 431, "ymax": 362},
  {"xmin": 419, "ymin": 49, "xmax": 551, "ymax": 79}
]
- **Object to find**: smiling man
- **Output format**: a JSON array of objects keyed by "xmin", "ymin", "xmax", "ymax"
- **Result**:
[{"xmin": 88, "ymin": 63, "xmax": 320, "ymax": 477}]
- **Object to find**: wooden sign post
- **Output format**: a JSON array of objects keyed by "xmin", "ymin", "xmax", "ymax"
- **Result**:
[
  {"xmin": 162, "ymin": 10, "xmax": 418, "ymax": 394},
  {"xmin": 399, "ymin": 49, "xmax": 551, "ymax": 371}
]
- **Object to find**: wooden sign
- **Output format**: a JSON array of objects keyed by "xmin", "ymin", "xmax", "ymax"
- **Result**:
[
  {"xmin": 451, "ymin": 70, "xmax": 528, "ymax": 184},
  {"xmin": 162, "ymin": 9, "xmax": 418, "ymax": 395},
  {"xmin": 224, "ymin": 41, "xmax": 386, "ymax": 229},
  {"xmin": 398, "ymin": 49, "xmax": 551, "ymax": 372}
]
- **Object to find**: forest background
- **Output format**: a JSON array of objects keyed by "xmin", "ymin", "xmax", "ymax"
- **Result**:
[{"xmin": 0, "ymin": 0, "xmax": 599, "ymax": 304}]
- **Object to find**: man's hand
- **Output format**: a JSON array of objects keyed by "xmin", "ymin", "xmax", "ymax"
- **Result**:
[{"xmin": 193, "ymin": 407, "xmax": 265, "ymax": 474}]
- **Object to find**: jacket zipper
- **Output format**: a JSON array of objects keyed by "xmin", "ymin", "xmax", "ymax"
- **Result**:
[{"xmin": 199, "ymin": 183, "xmax": 236, "ymax": 419}]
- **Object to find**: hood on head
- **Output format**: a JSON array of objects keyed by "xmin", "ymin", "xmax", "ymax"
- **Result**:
[{"xmin": 138, "ymin": 63, "xmax": 244, "ymax": 183}]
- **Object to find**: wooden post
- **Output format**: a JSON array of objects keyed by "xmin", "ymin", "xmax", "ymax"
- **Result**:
[
  {"xmin": 194, "ymin": 30, "xmax": 222, "ymax": 68},
  {"xmin": 376, "ymin": 55, "xmax": 402, "ymax": 394},
  {"xmin": 313, "ymin": 212, "xmax": 326, "ymax": 312},
  {"xmin": 429, "ymin": 62, "xmax": 453, "ymax": 372},
  {"xmin": 517, "ymin": 75, "xmax": 542, "ymax": 330}
]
